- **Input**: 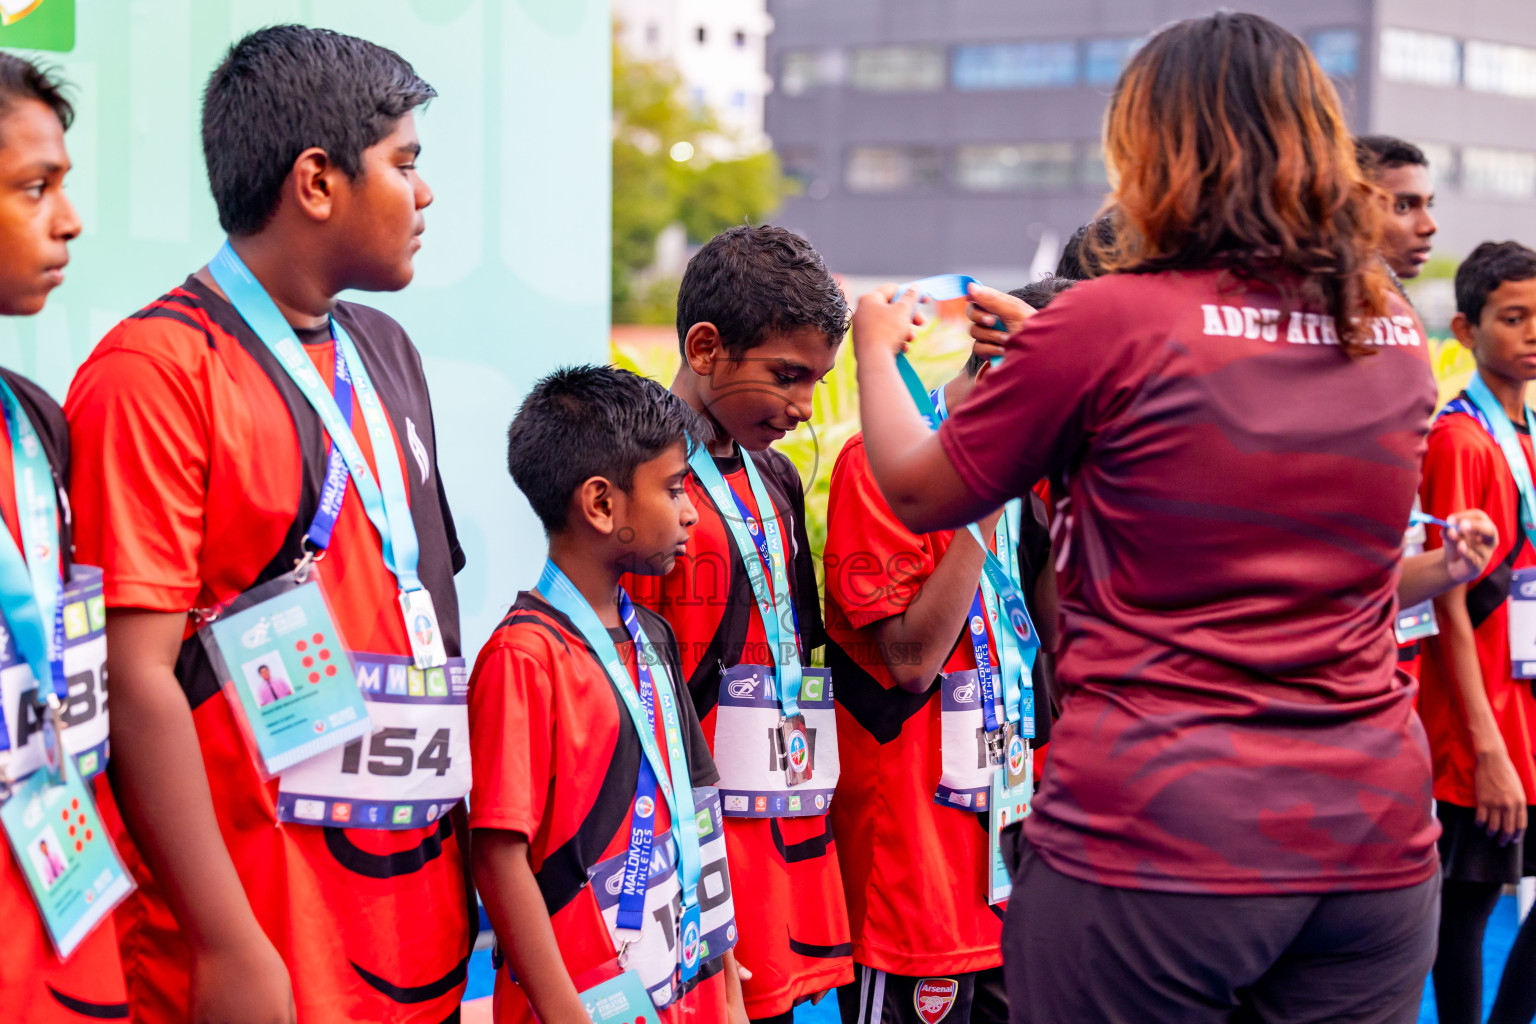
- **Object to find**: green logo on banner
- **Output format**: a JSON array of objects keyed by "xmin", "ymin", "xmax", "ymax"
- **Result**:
[{"xmin": 0, "ymin": 0, "xmax": 73, "ymax": 53}]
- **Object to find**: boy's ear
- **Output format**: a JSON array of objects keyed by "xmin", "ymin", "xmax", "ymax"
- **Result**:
[
  {"xmin": 573, "ymin": 475, "xmax": 618, "ymax": 536},
  {"xmin": 1450, "ymin": 311, "xmax": 1477, "ymax": 351},
  {"xmin": 683, "ymin": 322, "xmax": 726, "ymax": 376},
  {"xmin": 286, "ymin": 146, "xmax": 342, "ymax": 225}
]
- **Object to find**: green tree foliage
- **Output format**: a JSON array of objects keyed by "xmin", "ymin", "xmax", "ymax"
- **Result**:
[{"xmin": 612, "ymin": 38, "xmax": 793, "ymax": 324}]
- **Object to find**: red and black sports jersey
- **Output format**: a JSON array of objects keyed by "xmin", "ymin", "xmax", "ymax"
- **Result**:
[
  {"xmin": 823, "ymin": 433, "xmax": 1003, "ymax": 977},
  {"xmin": 624, "ymin": 447, "xmax": 852, "ymax": 1017},
  {"xmin": 468, "ymin": 592, "xmax": 725, "ymax": 1024},
  {"xmin": 940, "ymin": 270, "xmax": 1439, "ymax": 895},
  {"xmin": 65, "ymin": 278, "xmax": 471, "ymax": 1023},
  {"xmin": 1419, "ymin": 406, "xmax": 1536, "ymax": 808},
  {"xmin": 0, "ymin": 368, "xmax": 128, "ymax": 1022}
]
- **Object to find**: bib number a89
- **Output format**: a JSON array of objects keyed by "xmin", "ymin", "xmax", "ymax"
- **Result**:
[{"xmin": 338, "ymin": 727, "xmax": 453, "ymax": 778}]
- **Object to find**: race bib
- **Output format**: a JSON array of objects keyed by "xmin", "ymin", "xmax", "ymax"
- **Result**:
[
  {"xmin": 2, "ymin": 566, "xmax": 108, "ymax": 783},
  {"xmin": 275, "ymin": 654, "xmax": 469, "ymax": 829},
  {"xmin": 1510, "ymin": 567, "xmax": 1536, "ymax": 679},
  {"xmin": 713, "ymin": 665, "xmax": 838, "ymax": 817},
  {"xmin": 935, "ymin": 668, "xmax": 1009, "ymax": 810},
  {"xmin": 590, "ymin": 788, "xmax": 736, "ymax": 1008}
]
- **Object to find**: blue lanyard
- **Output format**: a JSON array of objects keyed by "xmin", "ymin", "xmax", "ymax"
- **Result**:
[
  {"xmin": 1462, "ymin": 370, "xmax": 1536, "ymax": 548},
  {"xmin": 723, "ymin": 483, "xmax": 805, "ymax": 659},
  {"xmin": 928, "ymin": 388, "xmax": 1027, "ymax": 730},
  {"xmin": 615, "ymin": 594, "xmax": 661, "ymax": 934},
  {"xmin": 688, "ymin": 447, "xmax": 804, "ymax": 716},
  {"xmin": 0, "ymin": 378, "xmax": 65, "ymax": 757},
  {"xmin": 305, "ymin": 345, "xmax": 355, "ymax": 552},
  {"xmin": 537, "ymin": 561, "xmax": 702, "ymax": 976},
  {"xmin": 208, "ymin": 243, "xmax": 424, "ymax": 595}
]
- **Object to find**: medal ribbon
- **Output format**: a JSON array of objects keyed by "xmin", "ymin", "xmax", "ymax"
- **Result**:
[
  {"xmin": 0, "ymin": 376, "xmax": 66, "ymax": 759},
  {"xmin": 688, "ymin": 447, "xmax": 804, "ymax": 717},
  {"xmin": 208, "ymin": 243, "xmax": 425, "ymax": 596},
  {"xmin": 537, "ymin": 562, "xmax": 703, "ymax": 956}
]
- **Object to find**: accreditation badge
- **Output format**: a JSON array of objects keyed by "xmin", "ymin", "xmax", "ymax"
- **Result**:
[
  {"xmin": 0, "ymin": 705, "xmax": 133, "ymax": 958},
  {"xmin": 198, "ymin": 568, "xmax": 372, "ymax": 778},
  {"xmin": 986, "ymin": 733, "xmax": 1031, "ymax": 905}
]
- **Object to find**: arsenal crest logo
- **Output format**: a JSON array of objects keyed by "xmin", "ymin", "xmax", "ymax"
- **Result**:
[{"xmin": 913, "ymin": 978, "xmax": 958, "ymax": 1024}]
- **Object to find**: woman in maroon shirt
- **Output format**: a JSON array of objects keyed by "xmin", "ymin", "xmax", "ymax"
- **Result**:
[{"xmin": 853, "ymin": 13, "xmax": 1447, "ymax": 1023}]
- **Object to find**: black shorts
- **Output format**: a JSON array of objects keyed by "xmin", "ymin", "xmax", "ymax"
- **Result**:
[
  {"xmin": 838, "ymin": 965, "xmax": 1006, "ymax": 1024},
  {"xmin": 1003, "ymin": 844, "xmax": 1439, "ymax": 1024},
  {"xmin": 1437, "ymin": 801, "xmax": 1536, "ymax": 884}
]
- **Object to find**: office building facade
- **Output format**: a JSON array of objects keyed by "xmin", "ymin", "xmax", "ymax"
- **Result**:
[{"xmin": 764, "ymin": 0, "xmax": 1536, "ymax": 289}]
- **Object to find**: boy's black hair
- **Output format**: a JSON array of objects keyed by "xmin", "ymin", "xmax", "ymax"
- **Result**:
[
  {"xmin": 0, "ymin": 53, "xmax": 72, "ymax": 136},
  {"xmin": 1055, "ymin": 217, "xmax": 1116, "ymax": 280},
  {"xmin": 508, "ymin": 365, "xmax": 709, "ymax": 534},
  {"xmin": 1455, "ymin": 241, "xmax": 1536, "ymax": 325},
  {"xmin": 964, "ymin": 276, "xmax": 1076, "ymax": 377},
  {"xmin": 201, "ymin": 25, "xmax": 436, "ymax": 236},
  {"xmin": 1354, "ymin": 135, "xmax": 1428, "ymax": 176},
  {"xmin": 676, "ymin": 225, "xmax": 850, "ymax": 357}
]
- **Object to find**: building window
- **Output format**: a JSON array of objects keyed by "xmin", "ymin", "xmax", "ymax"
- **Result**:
[
  {"xmin": 850, "ymin": 46, "xmax": 946, "ymax": 92},
  {"xmin": 955, "ymin": 143, "xmax": 1077, "ymax": 191},
  {"xmin": 1380, "ymin": 28, "xmax": 1460, "ymax": 86},
  {"xmin": 781, "ymin": 145, "xmax": 818, "ymax": 190},
  {"xmin": 1083, "ymin": 38, "xmax": 1142, "ymax": 86},
  {"xmin": 846, "ymin": 146, "xmax": 943, "ymax": 192},
  {"xmin": 1417, "ymin": 141, "xmax": 1457, "ymax": 187},
  {"xmin": 732, "ymin": 90, "xmax": 747, "ymax": 110},
  {"xmin": 735, "ymin": 30, "xmax": 747, "ymax": 49},
  {"xmin": 952, "ymin": 42, "xmax": 1077, "ymax": 90},
  {"xmin": 1464, "ymin": 147, "xmax": 1536, "ymax": 198},
  {"xmin": 1308, "ymin": 29, "xmax": 1360, "ymax": 79},
  {"xmin": 1465, "ymin": 40, "xmax": 1536, "ymax": 98},
  {"xmin": 696, "ymin": 25, "xmax": 706, "ymax": 44},
  {"xmin": 781, "ymin": 49, "xmax": 847, "ymax": 97},
  {"xmin": 1081, "ymin": 141, "xmax": 1110, "ymax": 187},
  {"xmin": 645, "ymin": 21, "xmax": 659, "ymax": 46}
]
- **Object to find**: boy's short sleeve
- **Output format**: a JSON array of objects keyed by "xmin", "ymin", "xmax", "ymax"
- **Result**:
[
  {"xmin": 825, "ymin": 437, "xmax": 937, "ymax": 630},
  {"xmin": 1421, "ymin": 417, "xmax": 1498, "ymax": 555},
  {"xmin": 467, "ymin": 639, "xmax": 557, "ymax": 837},
  {"xmin": 65, "ymin": 347, "xmax": 211, "ymax": 611}
]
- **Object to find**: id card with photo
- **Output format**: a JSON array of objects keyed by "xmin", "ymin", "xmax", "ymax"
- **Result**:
[
  {"xmin": 0, "ymin": 727, "xmax": 133, "ymax": 958},
  {"xmin": 987, "ymin": 733, "xmax": 1031, "ymax": 906},
  {"xmin": 200, "ymin": 574, "xmax": 372, "ymax": 776}
]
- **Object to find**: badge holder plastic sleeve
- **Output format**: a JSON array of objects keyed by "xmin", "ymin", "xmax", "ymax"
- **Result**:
[
  {"xmin": 196, "ymin": 569, "xmax": 372, "ymax": 780},
  {"xmin": 0, "ymin": 718, "xmax": 135, "ymax": 959}
]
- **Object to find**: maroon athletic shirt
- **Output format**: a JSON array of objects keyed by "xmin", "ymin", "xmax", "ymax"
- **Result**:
[{"xmin": 937, "ymin": 268, "xmax": 1439, "ymax": 895}]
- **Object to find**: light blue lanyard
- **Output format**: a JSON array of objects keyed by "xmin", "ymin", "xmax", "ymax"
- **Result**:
[
  {"xmin": 207, "ymin": 243, "xmax": 424, "ymax": 594},
  {"xmin": 1465, "ymin": 369, "xmax": 1536, "ymax": 548},
  {"xmin": 929, "ymin": 387, "xmax": 1030, "ymax": 725},
  {"xmin": 537, "ymin": 561, "xmax": 703, "ymax": 945},
  {"xmin": 688, "ymin": 447, "xmax": 804, "ymax": 716},
  {"xmin": 0, "ymin": 377, "xmax": 64, "ymax": 757}
]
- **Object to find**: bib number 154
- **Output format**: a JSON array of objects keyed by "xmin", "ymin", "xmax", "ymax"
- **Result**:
[{"xmin": 338, "ymin": 727, "xmax": 452, "ymax": 778}]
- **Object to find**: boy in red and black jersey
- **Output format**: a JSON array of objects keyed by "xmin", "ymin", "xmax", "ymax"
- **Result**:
[
  {"xmin": 823, "ymin": 280, "xmax": 1068, "ymax": 1024},
  {"xmin": 65, "ymin": 29, "xmax": 470, "ymax": 1023},
  {"xmin": 1420, "ymin": 241, "xmax": 1536, "ymax": 1024},
  {"xmin": 0, "ymin": 55, "xmax": 129, "ymax": 1023},
  {"xmin": 472, "ymin": 366, "xmax": 746, "ymax": 1024},
  {"xmin": 624, "ymin": 225, "xmax": 852, "ymax": 1021}
]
